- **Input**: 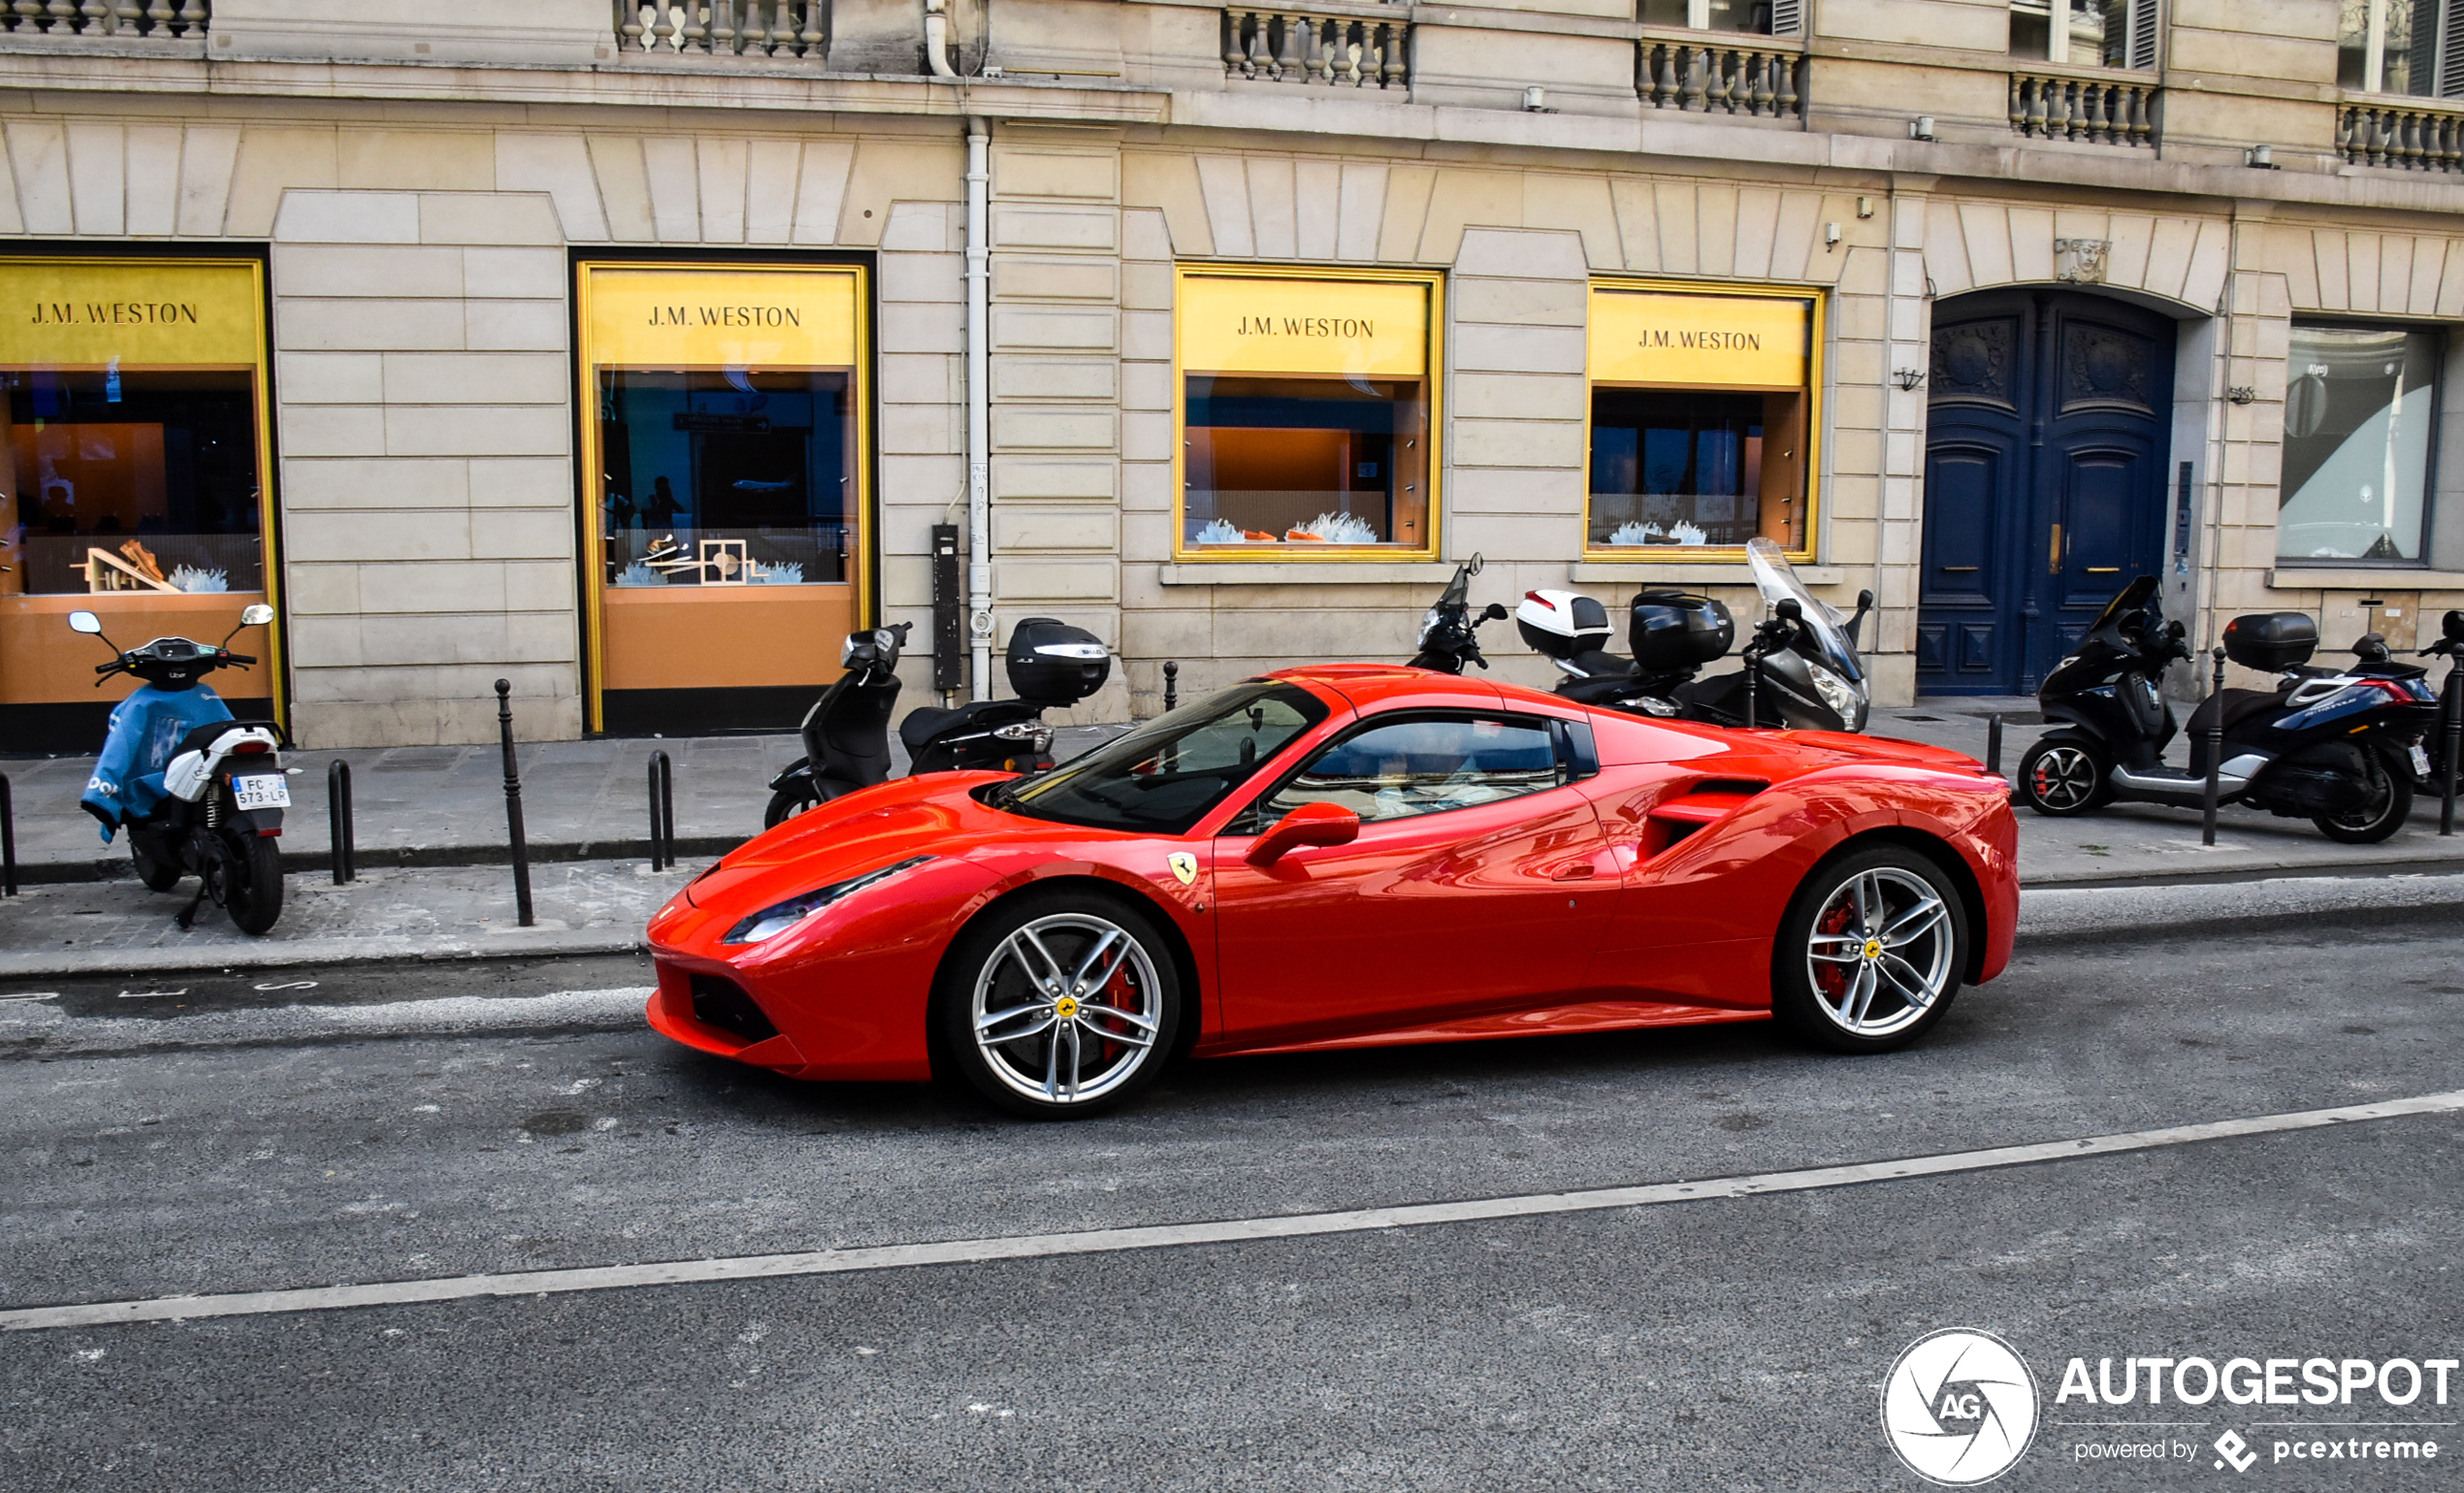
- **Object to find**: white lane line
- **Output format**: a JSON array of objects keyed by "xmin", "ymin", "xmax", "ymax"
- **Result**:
[
  {"xmin": 0, "ymin": 992, "xmax": 60, "ymax": 1004},
  {"xmin": 7, "ymin": 1087, "xmax": 2459, "ymax": 1334},
  {"xmin": 1, "ymin": 988, "xmax": 655, "ymax": 1053}
]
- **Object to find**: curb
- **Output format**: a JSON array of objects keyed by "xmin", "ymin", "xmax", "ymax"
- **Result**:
[
  {"xmin": 3, "ymin": 835, "xmax": 746, "ymax": 889},
  {"xmin": 0, "ymin": 927, "xmax": 649, "ymax": 981}
]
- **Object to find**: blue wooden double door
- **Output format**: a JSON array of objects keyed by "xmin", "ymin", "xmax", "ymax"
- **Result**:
[{"xmin": 1917, "ymin": 290, "xmax": 2176, "ymax": 696}]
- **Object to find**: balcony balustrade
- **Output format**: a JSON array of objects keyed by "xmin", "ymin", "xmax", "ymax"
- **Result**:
[
  {"xmin": 0, "ymin": 0, "xmax": 207, "ymax": 43},
  {"xmin": 2009, "ymin": 69, "xmax": 2156, "ymax": 147},
  {"xmin": 1222, "ymin": 8, "xmax": 1408, "ymax": 89},
  {"xmin": 616, "ymin": 0, "xmax": 828, "ymax": 60},
  {"xmin": 2337, "ymin": 101, "xmax": 2464, "ymax": 173},
  {"xmin": 1637, "ymin": 36, "xmax": 1803, "ymax": 121}
]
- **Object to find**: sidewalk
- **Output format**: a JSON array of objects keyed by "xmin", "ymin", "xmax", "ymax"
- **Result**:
[{"xmin": 2, "ymin": 703, "xmax": 2456, "ymax": 978}]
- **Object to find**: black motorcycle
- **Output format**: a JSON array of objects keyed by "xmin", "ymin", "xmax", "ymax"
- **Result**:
[
  {"xmin": 764, "ymin": 617, "xmax": 1110, "ymax": 828},
  {"xmin": 2016, "ymin": 577, "xmax": 2442, "ymax": 843},
  {"xmin": 68, "ymin": 603, "xmax": 290, "ymax": 933},
  {"xmin": 1406, "ymin": 553, "xmax": 1510, "ymax": 673},
  {"xmin": 1516, "ymin": 537, "xmax": 1875, "ymax": 732}
]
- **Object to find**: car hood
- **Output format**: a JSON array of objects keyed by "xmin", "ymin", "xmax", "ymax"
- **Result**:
[{"xmin": 685, "ymin": 771, "xmax": 1088, "ymax": 915}]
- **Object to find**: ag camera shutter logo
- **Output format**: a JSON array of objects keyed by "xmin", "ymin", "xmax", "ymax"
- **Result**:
[{"xmin": 1881, "ymin": 1329, "xmax": 2041, "ymax": 1484}]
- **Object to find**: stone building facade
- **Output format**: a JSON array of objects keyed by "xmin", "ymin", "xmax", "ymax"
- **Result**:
[{"xmin": 0, "ymin": 0, "xmax": 2460, "ymax": 751}]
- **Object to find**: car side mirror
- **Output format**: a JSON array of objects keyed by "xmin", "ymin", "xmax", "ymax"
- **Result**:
[
  {"xmin": 1245, "ymin": 802, "xmax": 1360, "ymax": 866},
  {"xmin": 67, "ymin": 609, "xmax": 103, "ymax": 634},
  {"xmin": 239, "ymin": 603, "xmax": 275, "ymax": 627}
]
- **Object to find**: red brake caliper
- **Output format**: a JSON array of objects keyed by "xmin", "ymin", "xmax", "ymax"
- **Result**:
[{"xmin": 1814, "ymin": 898, "xmax": 1855, "ymax": 1001}]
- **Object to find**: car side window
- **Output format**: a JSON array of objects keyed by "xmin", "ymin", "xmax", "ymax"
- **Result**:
[{"xmin": 1258, "ymin": 715, "xmax": 1566, "ymax": 826}]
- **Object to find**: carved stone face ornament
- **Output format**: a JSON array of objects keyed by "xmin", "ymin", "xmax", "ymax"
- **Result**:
[{"xmin": 2054, "ymin": 237, "xmax": 2112, "ymax": 285}]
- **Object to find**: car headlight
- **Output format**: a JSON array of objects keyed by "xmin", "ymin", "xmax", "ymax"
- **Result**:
[
  {"xmin": 1805, "ymin": 662, "xmax": 1864, "ymax": 727},
  {"xmin": 721, "ymin": 856, "xmax": 933, "ymax": 945}
]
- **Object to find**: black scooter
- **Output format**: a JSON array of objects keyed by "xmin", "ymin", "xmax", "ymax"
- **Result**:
[
  {"xmin": 2016, "ymin": 577, "xmax": 2442, "ymax": 843},
  {"xmin": 1406, "ymin": 553, "xmax": 1510, "ymax": 673},
  {"xmin": 764, "ymin": 616, "xmax": 1110, "ymax": 828}
]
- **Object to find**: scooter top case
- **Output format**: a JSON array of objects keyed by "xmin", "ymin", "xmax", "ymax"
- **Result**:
[{"xmin": 898, "ymin": 618, "xmax": 1111, "ymax": 773}]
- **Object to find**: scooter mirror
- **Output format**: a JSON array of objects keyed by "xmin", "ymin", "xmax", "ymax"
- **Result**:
[
  {"xmin": 1774, "ymin": 598, "xmax": 1803, "ymax": 622},
  {"xmin": 1465, "ymin": 552, "xmax": 1484, "ymax": 577},
  {"xmin": 239, "ymin": 603, "xmax": 275, "ymax": 627},
  {"xmin": 1481, "ymin": 602, "xmax": 1509, "ymax": 622},
  {"xmin": 67, "ymin": 609, "xmax": 103, "ymax": 634}
]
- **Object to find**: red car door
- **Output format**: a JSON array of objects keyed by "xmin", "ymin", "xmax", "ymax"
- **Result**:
[{"xmin": 1211, "ymin": 710, "xmax": 1615, "ymax": 1049}]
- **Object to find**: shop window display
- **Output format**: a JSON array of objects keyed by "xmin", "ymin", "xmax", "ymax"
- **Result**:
[
  {"xmin": 1586, "ymin": 284, "xmax": 1819, "ymax": 558},
  {"xmin": 2278, "ymin": 322, "xmax": 2440, "ymax": 564},
  {"xmin": 1177, "ymin": 269, "xmax": 1440, "ymax": 557}
]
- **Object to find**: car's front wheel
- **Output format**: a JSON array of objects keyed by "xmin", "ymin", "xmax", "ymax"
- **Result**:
[
  {"xmin": 938, "ymin": 891, "xmax": 1183, "ymax": 1118},
  {"xmin": 1771, "ymin": 847, "xmax": 1966, "ymax": 1054}
]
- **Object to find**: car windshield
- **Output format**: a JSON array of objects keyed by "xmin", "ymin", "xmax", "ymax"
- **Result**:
[{"xmin": 993, "ymin": 681, "xmax": 1332, "ymax": 835}]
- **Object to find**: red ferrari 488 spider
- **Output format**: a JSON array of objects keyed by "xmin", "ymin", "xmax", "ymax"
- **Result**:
[{"xmin": 646, "ymin": 665, "xmax": 2019, "ymax": 1117}]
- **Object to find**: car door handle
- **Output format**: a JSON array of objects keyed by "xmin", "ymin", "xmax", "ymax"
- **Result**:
[{"xmin": 1549, "ymin": 862, "xmax": 1596, "ymax": 881}]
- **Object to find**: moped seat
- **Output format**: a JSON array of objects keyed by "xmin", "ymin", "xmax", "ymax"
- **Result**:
[
  {"xmin": 898, "ymin": 698, "xmax": 1040, "ymax": 756},
  {"xmin": 2185, "ymin": 687, "xmax": 2291, "ymax": 739}
]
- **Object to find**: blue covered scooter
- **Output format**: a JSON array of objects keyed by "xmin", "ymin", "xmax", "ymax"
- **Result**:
[{"xmin": 71, "ymin": 603, "xmax": 291, "ymax": 933}]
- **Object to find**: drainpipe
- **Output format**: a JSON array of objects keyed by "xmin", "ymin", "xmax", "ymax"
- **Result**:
[
  {"xmin": 965, "ymin": 118, "xmax": 992, "ymax": 699},
  {"xmin": 925, "ymin": 0, "xmax": 961, "ymax": 78}
]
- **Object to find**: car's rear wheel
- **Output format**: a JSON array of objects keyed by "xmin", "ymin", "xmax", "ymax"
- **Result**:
[
  {"xmin": 938, "ymin": 891, "xmax": 1182, "ymax": 1119},
  {"xmin": 1771, "ymin": 847, "xmax": 1965, "ymax": 1054}
]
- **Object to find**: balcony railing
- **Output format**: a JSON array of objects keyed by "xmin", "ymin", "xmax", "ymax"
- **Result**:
[
  {"xmin": 2337, "ymin": 100, "xmax": 2464, "ymax": 173},
  {"xmin": 1638, "ymin": 37, "xmax": 1804, "ymax": 121},
  {"xmin": 616, "ymin": 1, "xmax": 828, "ymax": 59},
  {"xmin": 0, "ymin": 1, "xmax": 208, "ymax": 43},
  {"xmin": 2009, "ymin": 69, "xmax": 2157, "ymax": 147},
  {"xmin": 1223, "ymin": 9, "xmax": 1408, "ymax": 88}
]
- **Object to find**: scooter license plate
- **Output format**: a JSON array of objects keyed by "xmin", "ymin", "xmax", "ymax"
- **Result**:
[
  {"xmin": 2411, "ymin": 743, "xmax": 2434, "ymax": 779},
  {"xmin": 232, "ymin": 773, "xmax": 291, "ymax": 810}
]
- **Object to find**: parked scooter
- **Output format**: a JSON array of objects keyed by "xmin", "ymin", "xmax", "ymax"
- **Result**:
[
  {"xmin": 70, "ymin": 603, "xmax": 290, "ymax": 933},
  {"xmin": 1405, "ymin": 553, "xmax": 1511, "ymax": 673},
  {"xmin": 1516, "ymin": 537, "xmax": 1876, "ymax": 732},
  {"xmin": 2016, "ymin": 577, "xmax": 2442, "ymax": 843},
  {"xmin": 2353, "ymin": 614, "xmax": 2464, "ymax": 792},
  {"xmin": 764, "ymin": 616, "xmax": 1111, "ymax": 827}
]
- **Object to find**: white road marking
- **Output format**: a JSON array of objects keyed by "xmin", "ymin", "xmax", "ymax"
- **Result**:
[
  {"xmin": 6, "ymin": 1087, "xmax": 2458, "ymax": 1333},
  {"xmin": 0, "ymin": 992, "xmax": 60, "ymax": 1004},
  {"xmin": 0, "ymin": 988, "xmax": 654, "ymax": 1055},
  {"xmin": 252, "ymin": 980, "xmax": 319, "ymax": 992},
  {"xmin": 113, "ymin": 989, "xmax": 187, "ymax": 1000}
]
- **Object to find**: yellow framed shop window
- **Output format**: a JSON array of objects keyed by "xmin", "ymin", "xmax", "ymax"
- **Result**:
[
  {"xmin": 1585, "ymin": 280, "xmax": 1824, "ymax": 562},
  {"xmin": 576, "ymin": 262, "xmax": 870, "ymax": 734},
  {"xmin": 1175, "ymin": 265, "xmax": 1443, "ymax": 560},
  {"xmin": 0, "ymin": 256, "xmax": 280, "ymax": 753}
]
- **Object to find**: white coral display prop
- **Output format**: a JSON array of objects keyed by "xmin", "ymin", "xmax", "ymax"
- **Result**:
[
  {"xmin": 1667, "ymin": 520, "xmax": 1708, "ymax": 546},
  {"xmin": 169, "ymin": 566, "xmax": 229, "ymax": 593},
  {"xmin": 1606, "ymin": 521, "xmax": 1664, "ymax": 546},
  {"xmin": 1291, "ymin": 511, "xmax": 1380, "ymax": 545},
  {"xmin": 753, "ymin": 561, "xmax": 805, "ymax": 585},
  {"xmin": 1192, "ymin": 518, "xmax": 1250, "ymax": 544},
  {"xmin": 614, "ymin": 562, "xmax": 663, "ymax": 587}
]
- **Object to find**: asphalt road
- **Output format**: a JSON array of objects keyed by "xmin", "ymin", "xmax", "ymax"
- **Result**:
[{"xmin": 3, "ymin": 893, "xmax": 2461, "ymax": 1491}]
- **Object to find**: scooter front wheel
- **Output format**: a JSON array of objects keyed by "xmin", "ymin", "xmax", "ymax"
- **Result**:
[
  {"xmin": 2016, "ymin": 732, "xmax": 2112, "ymax": 816},
  {"xmin": 224, "ymin": 831, "xmax": 284, "ymax": 935},
  {"xmin": 763, "ymin": 784, "xmax": 818, "ymax": 829}
]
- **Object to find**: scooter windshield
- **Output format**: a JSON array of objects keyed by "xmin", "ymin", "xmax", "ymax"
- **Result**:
[
  {"xmin": 2089, "ymin": 574, "xmax": 2159, "ymax": 636},
  {"xmin": 1746, "ymin": 537, "xmax": 1863, "ymax": 683}
]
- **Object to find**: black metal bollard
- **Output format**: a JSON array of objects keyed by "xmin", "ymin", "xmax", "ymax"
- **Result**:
[
  {"xmin": 2201, "ymin": 647, "xmax": 2226, "ymax": 847},
  {"xmin": 1162, "ymin": 660, "xmax": 1179, "ymax": 714},
  {"xmin": 326, "ymin": 759, "xmax": 355, "ymax": 885},
  {"xmin": 1985, "ymin": 714, "xmax": 2004, "ymax": 777},
  {"xmin": 2442, "ymin": 661, "xmax": 2461, "ymax": 837},
  {"xmin": 495, "ymin": 679, "xmax": 534, "ymax": 927},
  {"xmin": 1742, "ymin": 650, "xmax": 1762, "ymax": 730},
  {"xmin": 647, "ymin": 750, "xmax": 674, "ymax": 870},
  {"xmin": 0, "ymin": 772, "xmax": 15, "ymax": 897}
]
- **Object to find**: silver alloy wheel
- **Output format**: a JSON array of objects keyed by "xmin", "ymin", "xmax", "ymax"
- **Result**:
[
  {"xmin": 2027, "ymin": 743, "xmax": 2100, "ymax": 811},
  {"xmin": 969, "ymin": 911, "xmax": 1164, "ymax": 1106},
  {"xmin": 1802, "ymin": 866, "xmax": 1956, "ymax": 1039}
]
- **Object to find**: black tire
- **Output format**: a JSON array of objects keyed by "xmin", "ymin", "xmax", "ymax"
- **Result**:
[
  {"xmin": 2015, "ymin": 732, "xmax": 2111, "ymax": 816},
  {"xmin": 1771, "ymin": 845, "xmax": 1967, "ymax": 1055},
  {"xmin": 2313, "ymin": 749, "xmax": 2414, "ymax": 844},
  {"xmin": 763, "ymin": 784, "xmax": 818, "ymax": 829},
  {"xmin": 223, "ymin": 831, "xmax": 284, "ymax": 936},
  {"xmin": 935, "ymin": 888, "xmax": 1183, "ymax": 1119},
  {"xmin": 129, "ymin": 835, "xmax": 182, "ymax": 893}
]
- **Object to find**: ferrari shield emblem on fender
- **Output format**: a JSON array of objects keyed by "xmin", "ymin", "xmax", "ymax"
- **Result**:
[{"xmin": 1166, "ymin": 852, "xmax": 1198, "ymax": 887}]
